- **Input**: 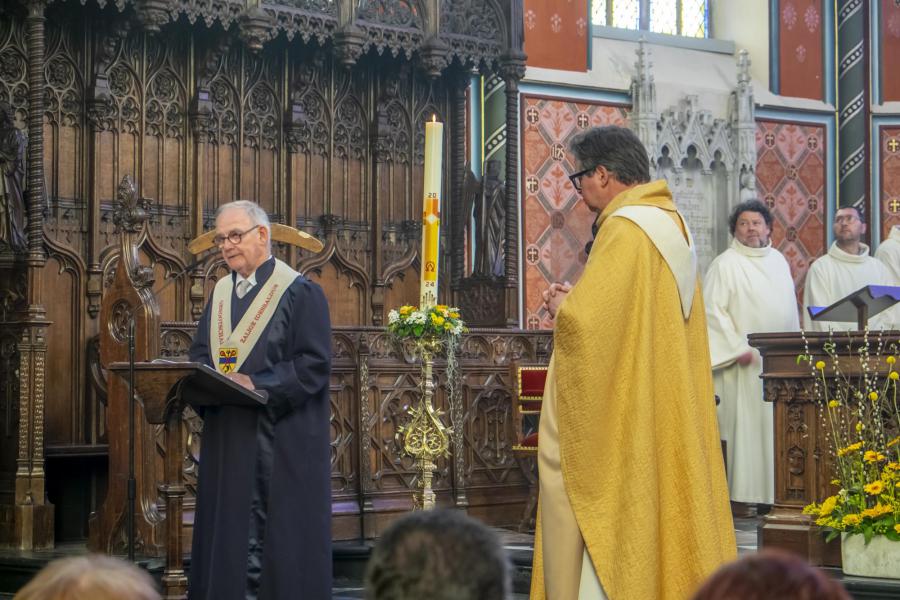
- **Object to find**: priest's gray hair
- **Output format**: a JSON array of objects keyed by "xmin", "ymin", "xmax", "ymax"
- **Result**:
[{"xmin": 215, "ymin": 200, "xmax": 272, "ymax": 250}]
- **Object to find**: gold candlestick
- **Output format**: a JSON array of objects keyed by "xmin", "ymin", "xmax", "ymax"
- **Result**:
[{"xmin": 399, "ymin": 338, "xmax": 451, "ymax": 510}]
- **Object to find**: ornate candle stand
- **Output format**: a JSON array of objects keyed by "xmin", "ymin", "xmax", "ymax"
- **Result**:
[{"xmin": 399, "ymin": 337, "xmax": 451, "ymax": 510}]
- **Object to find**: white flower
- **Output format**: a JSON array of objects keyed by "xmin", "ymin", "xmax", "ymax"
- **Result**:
[
  {"xmin": 388, "ymin": 309, "xmax": 399, "ymax": 324},
  {"xmin": 451, "ymin": 323, "xmax": 463, "ymax": 336},
  {"xmin": 409, "ymin": 312, "xmax": 427, "ymax": 325}
]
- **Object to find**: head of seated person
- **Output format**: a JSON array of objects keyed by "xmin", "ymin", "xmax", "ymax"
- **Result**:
[
  {"xmin": 365, "ymin": 509, "xmax": 510, "ymax": 600},
  {"xmin": 14, "ymin": 554, "xmax": 161, "ymax": 600},
  {"xmin": 691, "ymin": 549, "xmax": 850, "ymax": 600}
]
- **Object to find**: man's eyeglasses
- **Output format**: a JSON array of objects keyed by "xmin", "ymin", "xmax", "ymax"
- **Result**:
[
  {"xmin": 214, "ymin": 224, "xmax": 260, "ymax": 247},
  {"xmin": 568, "ymin": 165, "xmax": 598, "ymax": 193}
]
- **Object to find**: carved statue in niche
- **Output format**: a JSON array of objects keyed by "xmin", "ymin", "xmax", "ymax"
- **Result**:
[
  {"xmin": 739, "ymin": 164, "xmax": 758, "ymax": 203},
  {"xmin": 0, "ymin": 103, "xmax": 26, "ymax": 252},
  {"xmin": 467, "ymin": 159, "xmax": 505, "ymax": 277}
]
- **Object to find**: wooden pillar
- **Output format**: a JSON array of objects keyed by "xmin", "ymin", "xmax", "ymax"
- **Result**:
[
  {"xmin": 500, "ymin": 53, "xmax": 525, "ymax": 327},
  {"xmin": 6, "ymin": 0, "xmax": 54, "ymax": 551}
]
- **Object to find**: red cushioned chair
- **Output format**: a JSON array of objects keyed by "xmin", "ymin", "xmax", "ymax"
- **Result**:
[{"xmin": 509, "ymin": 362, "xmax": 548, "ymax": 531}]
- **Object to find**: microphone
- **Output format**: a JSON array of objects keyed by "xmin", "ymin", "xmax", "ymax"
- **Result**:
[{"xmin": 126, "ymin": 248, "xmax": 216, "ymax": 318}]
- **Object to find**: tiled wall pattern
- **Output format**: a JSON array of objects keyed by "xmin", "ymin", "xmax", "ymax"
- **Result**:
[
  {"xmin": 523, "ymin": 0, "xmax": 589, "ymax": 71},
  {"xmin": 880, "ymin": 127, "xmax": 900, "ymax": 240},
  {"xmin": 755, "ymin": 119, "xmax": 828, "ymax": 302},
  {"xmin": 520, "ymin": 96, "xmax": 627, "ymax": 329},
  {"xmin": 777, "ymin": 0, "xmax": 825, "ymax": 100}
]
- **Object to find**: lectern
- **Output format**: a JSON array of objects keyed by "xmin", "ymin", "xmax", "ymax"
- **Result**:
[
  {"xmin": 807, "ymin": 284, "xmax": 900, "ymax": 330},
  {"xmin": 108, "ymin": 362, "xmax": 266, "ymax": 600},
  {"xmin": 751, "ymin": 293, "xmax": 900, "ymax": 567}
]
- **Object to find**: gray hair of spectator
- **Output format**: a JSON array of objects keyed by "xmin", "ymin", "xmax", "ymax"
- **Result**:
[
  {"xmin": 215, "ymin": 200, "xmax": 272, "ymax": 250},
  {"xmin": 365, "ymin": 509, "xmax": 511, "ymax": 600},
  {"xmin": 568, "ymin": 126, "xmax": 651, "ymax": 186},
  {"xmin": 13, "ymin": 554, "xmax": 161, "ymax": 600},
  {"xmin": 728, "ymin": 200, "xmax": 773, "ymax": 236}
]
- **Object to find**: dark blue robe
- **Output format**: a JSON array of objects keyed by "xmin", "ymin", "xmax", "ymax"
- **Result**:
[{"xmin": 188, "ymin": 257, "xmax": 332, "ymax": 600}]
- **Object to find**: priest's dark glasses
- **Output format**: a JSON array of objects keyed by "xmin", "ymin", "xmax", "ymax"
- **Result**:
[
  {"xmin": 568, "ymin": 165, "xmax": 598, "ymax": 192},
  {"xmin": 214, "ymin": 224, "xmax": 260, "ymax": 246}
]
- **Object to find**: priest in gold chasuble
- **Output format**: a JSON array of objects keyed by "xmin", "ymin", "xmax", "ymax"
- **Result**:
[
  {"xmin": 188, "ymin": 201, "xmax": 332, "ymax": 600},
  {"xmin": 531, "ymin": 127, "xmax": 735, "ymax": 600}
]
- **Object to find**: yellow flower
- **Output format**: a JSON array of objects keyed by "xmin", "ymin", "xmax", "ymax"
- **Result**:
[
  {"xmin": 886, "ymin": 462, "xmax": 900, "ymax": 472},
  {"xmin": 869, "ymin": 391, "xmax": 879, "ymax": 402},
  {"xmin": 896, "ymin": 524, "xmax": 900, "ymax": 534},
  {"xmin": 860, "ymin": 503, "xmax": 892, "ymax": 519},
  {"xmin": 856, "ymin": 422, "xmax": 864, "ymax": 433},
  {"xmin": 842, "ymin": 514, "xmax": 862, "ymax": 527},
  {"xmin": 399, "ymin": 305, "xmax": 414, "ymax": 316},
  {"xmin": 431, "ymin": 314, "xmax": 445, "ymax": 326},
  {"xmin": 864, "ymin": 451, "xmax": 886, "ymax": 463},
  {"xmin": 864, "ymin": 481, "xmax": 885, "ymax": 495},
  {"xmin": 818, "ymin": 495, "xmax": 838, "ymax": 516},
  {"xmin": 837, "ymin": 441, "xmax": 863, "ymax": 456},
  {"xmin": 443, "ymin": 322, "xmax": 451, "ymax": 330},
  {"xmin": 831, "ymin": 479, "xmax": 841, "ymax": 485},
  {"xmin": 888, "ymin": 437, "xmax": 900, "ymax": 449},
  {"xmin": 802, "ymin": 503, "xmax": 820, "ymax": 516},
  {"xmin": 888, "ymin": 356, "xmax": 897, "ymax": 365},
  {"xmin": 891, "ymin": 372, "xmax": 900, "ymax": 381},
  {"xmin": 828, "ymin": 400, "xmax": 840, "ymax": 408},
  {"xmin": 449, "ymin": 312, "xmax": 460, "ymax": 319},
  {"xmin": 816, "ymin": 360, "xmax": 826, "ymax": 370}
]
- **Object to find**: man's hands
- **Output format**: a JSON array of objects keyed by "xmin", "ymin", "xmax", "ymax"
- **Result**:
[
  {"xmin": 542, "ymin": 281, "xmax": 573, "ymax": 319},
  {"xmin": 736, "ymin": 351, "xmax": 755, "ymax": 367},
  {"xmin": 226, "ymin": 372, "xmax": 255, "ymax": 390}
]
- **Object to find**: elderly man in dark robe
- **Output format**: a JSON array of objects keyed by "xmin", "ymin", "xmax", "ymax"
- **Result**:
[{"xmin": 188, "ymin": 200, "xmax": 332, "ymax": 600}]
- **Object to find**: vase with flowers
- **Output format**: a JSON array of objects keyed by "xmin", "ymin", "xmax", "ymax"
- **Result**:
[{"xmin": 800, "ymin": 333, "xmax": 900, "ymax": 578}]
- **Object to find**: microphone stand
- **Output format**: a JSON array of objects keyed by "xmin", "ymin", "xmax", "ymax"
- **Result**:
[
  {"xmin": 127, "ymin": 313, "xmax": 136, "ymax": 561},
  {"xmin": 123, "ymin": 250, "xmax": 212, "ymax": 563}
]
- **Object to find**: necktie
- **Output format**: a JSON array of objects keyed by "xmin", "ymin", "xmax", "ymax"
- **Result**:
[{"xmin": 236, "ymin": 279, "xmax": 252, "ymax": 299}]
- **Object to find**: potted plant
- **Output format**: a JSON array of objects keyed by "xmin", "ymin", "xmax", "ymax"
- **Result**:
[{"xmin": 801, "ymin": 334, "xmax": 900, "ymax": 578}]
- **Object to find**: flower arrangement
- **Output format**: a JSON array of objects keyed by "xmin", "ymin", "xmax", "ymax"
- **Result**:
[
  {"xmin": 387, "ymin": 304, "xmax": 466, "ymax": 341},
  {"xmin": 800, "ymin": 334, "xmax": 900, "ymax": 544}
]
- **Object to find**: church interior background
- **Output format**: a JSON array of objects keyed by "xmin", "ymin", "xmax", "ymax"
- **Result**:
[{"xmin": 0, "ymin": 0, "xmax": 899, "ymax": 594}]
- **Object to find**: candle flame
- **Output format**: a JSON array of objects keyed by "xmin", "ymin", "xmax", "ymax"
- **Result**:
[{"xmin": 431, "ymin": 114, "xmax": 436, "ymax": 123}]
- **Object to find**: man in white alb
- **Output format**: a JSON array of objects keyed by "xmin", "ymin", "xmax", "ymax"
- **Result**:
[
  {"xmin": 803, "ymin": 206, "xmax": 897, "ymax": 331},
  {"xmin": 876, "ymin": 224, "xmax": 900, "ymax": 284},
  {"xmin": 703, "ymin": 200, "xmax": 799, "ymax": 513}
]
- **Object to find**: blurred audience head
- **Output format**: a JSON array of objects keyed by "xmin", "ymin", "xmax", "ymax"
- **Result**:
[
  {"xmin": 691, "ymin": 549, "xmax": 850, "ymax": 600},
  {"xmin": 365, "ymin": 509, "xmax": 510, "ymax": 600},
  {"xmin": 14, "ymin": 554, "xmax": 160, "ymax": 600}
]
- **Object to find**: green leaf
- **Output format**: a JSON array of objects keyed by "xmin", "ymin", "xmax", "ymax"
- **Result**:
[
  {"xmin": 863, "ymin": 525, "xmax": 874, "ymax": 544},
  {"xmin": 885, "ymin": 530, "xmax": 900, "ymax": 542},
  {"xmin": 825, "ymin": 530, "xmax": 840, "ymax": 543}
]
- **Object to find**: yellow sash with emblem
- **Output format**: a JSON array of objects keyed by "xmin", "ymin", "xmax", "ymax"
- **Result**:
[{"xmin": 209, "ymin": 259, "xmax": 299, "ymax": 374}]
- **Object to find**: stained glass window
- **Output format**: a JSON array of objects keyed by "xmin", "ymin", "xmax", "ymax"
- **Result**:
[{"xmin": 591, "ymin": 0, "xmax": 709, "ymax": 38}]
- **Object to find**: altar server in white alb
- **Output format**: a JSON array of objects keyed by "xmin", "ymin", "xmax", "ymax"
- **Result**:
[
  {"xmin": 876, "ymin": 224, "xmax": 900, "ymax": 284},
  {"xmin": 803, "ymin": 206, "xmax": 897, "ymax": 332},
  {"xmin": 703, "ymin": 200, "xmax": 799, "ymax": 507}
]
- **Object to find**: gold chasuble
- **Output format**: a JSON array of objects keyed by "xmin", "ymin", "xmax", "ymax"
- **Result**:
[{"xmin": 531, "ymin": 181, "xmax": 735, "ymax": 600}]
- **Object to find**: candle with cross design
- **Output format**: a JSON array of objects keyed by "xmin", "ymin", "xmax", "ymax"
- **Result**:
[{"xmin": 419, "ymin": 116, "xmax": 443, "ymax": 309}]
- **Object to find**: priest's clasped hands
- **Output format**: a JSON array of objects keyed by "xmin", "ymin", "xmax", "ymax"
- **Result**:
[{"xmin": 542, "ymin": 281, "xmax": 573, "ymax": 319}]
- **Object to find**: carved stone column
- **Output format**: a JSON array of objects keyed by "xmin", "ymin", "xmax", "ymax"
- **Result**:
[
  {"xmin": 500, "ymin": 53, "xmax": 525, "ymax": 327},
  {"xmin": 5, "ymin": 0, "xmax": 54, "ymax": 551}
]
